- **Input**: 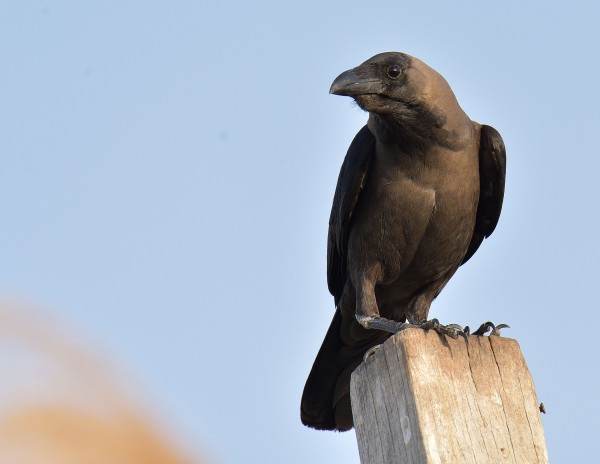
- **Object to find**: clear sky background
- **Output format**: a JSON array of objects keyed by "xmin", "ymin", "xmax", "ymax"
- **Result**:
[{"xmin": 1, "ymin": 1, "xmax": 598, "ymax": 462}]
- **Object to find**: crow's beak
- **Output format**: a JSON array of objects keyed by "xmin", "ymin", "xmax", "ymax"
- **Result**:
[{"xmin": 330, "ymin": 68, "xmax": 382, "ymax": 96}]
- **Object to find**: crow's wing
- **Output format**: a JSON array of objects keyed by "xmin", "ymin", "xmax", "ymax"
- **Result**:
[
  {"xmin": 327, "ymin": 125, "xmax": 376, "ymax": 304},
  {"xmin": 462, "ymin": 124, "xmax": 506, "ymax": 265}
]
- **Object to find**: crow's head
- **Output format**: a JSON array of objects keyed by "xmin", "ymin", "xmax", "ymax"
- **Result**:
[{"xmin": 330, "ymin": 52, "xmax": 466, "ymax": 144}]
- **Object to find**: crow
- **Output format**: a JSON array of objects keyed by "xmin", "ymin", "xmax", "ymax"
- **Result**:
[{"xmin": 301, "ymin": 52, "xmax": 506, "ymax": 431}]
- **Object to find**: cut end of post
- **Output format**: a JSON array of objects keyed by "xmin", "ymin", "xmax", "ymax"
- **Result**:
[{"xmin": 350, "ymin": 329, "xmax": 548, "ymax": 464}]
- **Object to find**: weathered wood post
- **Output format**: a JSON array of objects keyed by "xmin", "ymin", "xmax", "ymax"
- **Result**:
[{"xmin": 350, "ymin": 329, "xmax": 548, "ymax": 464}]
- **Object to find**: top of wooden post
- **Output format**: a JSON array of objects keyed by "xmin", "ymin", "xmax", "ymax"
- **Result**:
[{"xmin": 350, "ymin": 329, "xmax": 548, "ymax": 464}]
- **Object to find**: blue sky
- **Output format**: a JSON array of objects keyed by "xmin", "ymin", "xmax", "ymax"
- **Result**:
[{"xmin": 1, "ymin": 1, "xmax": 598, "ymax": 462}]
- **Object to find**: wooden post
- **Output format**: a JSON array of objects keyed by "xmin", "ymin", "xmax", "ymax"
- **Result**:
[{"xmin": 350, "ymin": 329, "xmax": 548, "ymax": 464}]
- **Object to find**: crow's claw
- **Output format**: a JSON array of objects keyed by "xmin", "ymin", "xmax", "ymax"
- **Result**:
[
  {"xmin": 490, "ymin": 323, "xmax": 510, "ymax": 336},
  {"xmin": 356, "ymin": 314, "xmax": 414, "ymax": 333},
  {"xmin": 356, "ymin": 315, "xmax": 478, "ymax": 340},
  {"xmin": 472, "ymin": 321, "xmax": 510, "ymax": 336},
  {"xmin": 419, "ymin": 319, "xmax": 465, "ymax": 339},
  {"xmin": 473, "ymin": 321, "xmax": 494, "ymax": 336},
  {"xmin": 363, "ymin": 345, "xmax": 382, "ymax": 362},
  {"xmin": 446, "ymin": 323, "xmax": 464, "ymax": 331}
]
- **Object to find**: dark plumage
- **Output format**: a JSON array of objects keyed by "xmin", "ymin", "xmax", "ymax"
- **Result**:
[{"xmin": 301, "ymin": 52, "xmax": 506, "ymax": 431}]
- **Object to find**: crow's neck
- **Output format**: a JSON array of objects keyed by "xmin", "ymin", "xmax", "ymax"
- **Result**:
[{"xmin": 367, "ymin": 105, "xmax": 471, "ymax": 153}]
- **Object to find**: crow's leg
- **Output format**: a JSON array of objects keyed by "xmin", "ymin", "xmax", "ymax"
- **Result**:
[
  {"xmin": 352, "ymin": 270, "xmax": 469, "ymax": 339},
  {"xmin": 353, "ymin": 272, "xmax": 412, "ymax": 333}
]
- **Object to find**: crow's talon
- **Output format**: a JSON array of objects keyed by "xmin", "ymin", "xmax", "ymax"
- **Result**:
[
  {"xmin": 355, "ymin": 315, "xmax": 501, "ymax": 340},
  {"xmin": 446, "ymin": 330, "xmax": 459, "ymax": 339},
  {"xmin": 472, "ymin": 321, "xmax": 510, "ymax": 336},
  {"xmin": 473, "ymin": 321, "xmax": 494, "ymax": 336},
  {"xmin": 446, "ymin": 323, "xmax": 464, "ymax": 331},
  {"xmin": 420, "ymin": 319, "xmax": 439, "ymax": 330},
  {"xmin": 356, "ymin": 314, "xmax": 416, "ymax": 334},
  {"xmin": 363, "ymin": 345, "xmax": 382, "ymax": 362},
  {"xmin": 419, "ymin": 319, "xmax": 466, "ymax": 339},
  {"xmin": 490, "ymin": 323, "xmax": 510, "ymax": 336}
]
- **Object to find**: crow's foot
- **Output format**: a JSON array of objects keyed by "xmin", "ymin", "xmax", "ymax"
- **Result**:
[
  {"xmin": 356, "ymin": 314, "xmax": 414, "ymax": 333},
  {"xmin": 356, "ymin": 315, "xmax": 467, "ymax": 339},
  {"xmin": 465, "ymin": 321, "xmax": 510, "ymax": 337},
  {"xmin": 419, "ymin": 319, "xmax": 466, "ymax": 339}
]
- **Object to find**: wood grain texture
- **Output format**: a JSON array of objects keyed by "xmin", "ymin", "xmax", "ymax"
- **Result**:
[{"xmin": 350, "ymin": 329, "xmax": 548, "ymax": 464}]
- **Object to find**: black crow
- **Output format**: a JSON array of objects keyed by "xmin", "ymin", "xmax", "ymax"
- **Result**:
[{"xmin": 301, "ymin": 52, "xmax": 506, "ymax": 431}]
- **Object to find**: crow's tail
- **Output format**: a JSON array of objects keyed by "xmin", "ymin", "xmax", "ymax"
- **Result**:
[{"xmin": 300, "ymin": 309, "xmax": 372, "ymax": 431}]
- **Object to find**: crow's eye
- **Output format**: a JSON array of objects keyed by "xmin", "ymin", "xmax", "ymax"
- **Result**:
[{"xmin": 387, "ymin": 65, "xmax": 402, "ymax": 79}]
